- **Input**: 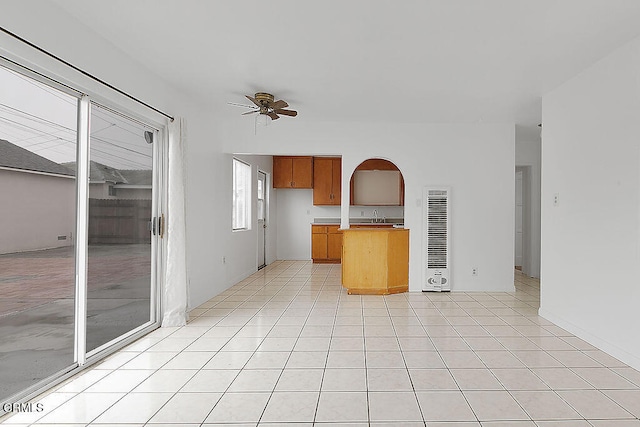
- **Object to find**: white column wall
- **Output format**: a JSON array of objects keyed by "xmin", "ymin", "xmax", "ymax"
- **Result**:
[{"xmin": 541, "ymin": 35, "xmax": 640, "ymax": 369}]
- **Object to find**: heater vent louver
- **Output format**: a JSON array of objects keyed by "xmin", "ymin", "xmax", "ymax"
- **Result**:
[{"xmin": 423, "ymin": 187, "xmax": 450, "ymax": 291}]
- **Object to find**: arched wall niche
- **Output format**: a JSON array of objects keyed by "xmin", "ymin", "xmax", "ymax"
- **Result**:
[{"xmin": 349, "ymin": 158, "xmax": 405, "ymax": 206}]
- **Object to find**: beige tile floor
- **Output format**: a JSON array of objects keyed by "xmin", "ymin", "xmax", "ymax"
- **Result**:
[{"xmin": 2, "ymin": 260, "xmax": 640, "ymax": 426}]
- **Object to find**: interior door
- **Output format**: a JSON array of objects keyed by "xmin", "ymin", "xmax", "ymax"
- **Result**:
[{"xmin": 257, "ymin": 171, "xmax": 267, "ymax": 269}]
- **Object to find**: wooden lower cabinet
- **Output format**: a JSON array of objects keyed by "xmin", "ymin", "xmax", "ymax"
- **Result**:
[
  {"xmin": 312, "ymin": 225, "xmax": 342, "ymax": 263},
  {"xmin": 327, "ymin": 232, "xmax": 342, "ymax": 259},
  {"xmin": 341, "ymin": 228, "xmax": 409, "ymax": 295}
]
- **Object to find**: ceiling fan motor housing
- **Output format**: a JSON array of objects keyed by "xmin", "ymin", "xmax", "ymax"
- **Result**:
[{"xmin": 255, "ymin": 92, "xmax": 274, "ymax": 106}]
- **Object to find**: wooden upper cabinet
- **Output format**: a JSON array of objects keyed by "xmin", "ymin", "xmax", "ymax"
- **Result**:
[
  {"xmin": 273, "ymin": 157, "xmax": 292, "ymax": 188},
  {"xmin": 313, "ymin": 157, "xmax": 341, "ymax": 205},
  {"xmin": 273, "ymin": 156, "xmax": 313, "ymax": 188}
]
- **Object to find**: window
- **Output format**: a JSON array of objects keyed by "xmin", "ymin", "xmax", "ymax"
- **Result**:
[
  {"xmin": 232, "ymin": 158, "xmax": 251, "ymax": 230},
  {"xmin": 257, "ymin": 172, "xmax": 266, "ymax": 221}
]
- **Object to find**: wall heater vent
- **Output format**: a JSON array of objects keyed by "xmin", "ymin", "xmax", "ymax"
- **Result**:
[{"xmin": 423, "ymin": 187, "xmax": 450, "ymax": 292}]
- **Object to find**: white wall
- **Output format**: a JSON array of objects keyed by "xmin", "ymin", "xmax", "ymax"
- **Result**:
[
  {"xmin": 515, "ymin": 127, "xmax": 542, "ymax": 278},
  {"xmin": 541, "ymin": 35, "xmax": 640, "ymax": 369},
  {"xmin": 183, "ymin": 146, "xmax": 279, "ymax": 308},
  {"xmin": 275, "ymin": 189, "xmax": 315, "ymax": 260},
  {"xmin": 0, "ymin": 170, "xmax": 75, "ymax": 254},
  {"xmin": 0, "ymin": 2, "xmax": 181, "ymax": 123},
  {"xmin": 223, "ymin": 121, "xmax": 515, "ymax": 293}
]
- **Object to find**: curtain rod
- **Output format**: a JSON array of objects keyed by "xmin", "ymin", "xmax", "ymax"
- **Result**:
[{"xmin": 0, "ymin": 26, "xmax": 174, "ymax": 122}]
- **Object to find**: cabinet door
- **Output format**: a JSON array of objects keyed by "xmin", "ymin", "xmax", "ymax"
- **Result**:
[
  {"xmin": 331, "ymin": 158, "xmax": 342, "ymax": 205},
  {"xmin": 313, "ymin": 157, "xmax": 333, "ymax": 205},
  {"xmin": 311, "ymin": 232, "xmax": 328, "ymax": 259},
  {"xmin": 273, "ymin": 157, "xmax": 292, "ymax": 188},
  {"xmin": 327, "ymin": 231, "xmax": 342, "ymax": 260},
  {"xmin": 291, "ymin": 157, "xmax": 313, "ymax": 188}
]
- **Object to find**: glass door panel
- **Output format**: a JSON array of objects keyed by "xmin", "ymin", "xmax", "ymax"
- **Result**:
[
  {"xmin": 86, "ymin": 104, "xmax": 155, "ymax": 353},
  {"xmin": 0, "ymin": 66, "xmax": 78, "ymax": 401}
]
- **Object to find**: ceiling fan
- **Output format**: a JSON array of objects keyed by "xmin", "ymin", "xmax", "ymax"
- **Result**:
[{"xmin": 229, "ymin": 92, "xmax": 298, "ymax": 121}]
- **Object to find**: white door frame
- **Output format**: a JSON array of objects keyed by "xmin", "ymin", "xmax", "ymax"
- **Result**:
[{"xmin": 257, "ymin": 170, "xmax": 267, "ymax": 270}]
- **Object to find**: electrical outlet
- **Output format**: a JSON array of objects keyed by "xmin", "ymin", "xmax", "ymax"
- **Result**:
[
  {"xmin": 360, "ymin": 210, "xmax": 364, "ymax": 216},
  {"xmin": 553, "ymin": 193, "xmax": 559, "ymax": 207},
  {"xmin": 306, "ymin": 209, "xmax": 311, "ymax": 215},
  {"xmin": 222, "ymin": 256, "xmax": 226, "ymax": 264},
  {"xmin": 471, "ymin": 267, "xmax": 478, "ymax": 276}
]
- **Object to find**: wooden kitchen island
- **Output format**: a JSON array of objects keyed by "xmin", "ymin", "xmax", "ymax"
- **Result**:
[{"xmin": 341, "ymin": 227, "xmax": 409, "ymax": 295}]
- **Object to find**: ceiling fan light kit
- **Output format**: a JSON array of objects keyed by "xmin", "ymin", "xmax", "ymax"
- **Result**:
[{"xmin": 256, "ymin": 113, "xmax": 271, "ymax": 127}]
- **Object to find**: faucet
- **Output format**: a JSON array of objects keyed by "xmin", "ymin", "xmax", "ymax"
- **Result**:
[{"xmin": 373, "ymin": 209, "xmax": 378, "ymax": 223}]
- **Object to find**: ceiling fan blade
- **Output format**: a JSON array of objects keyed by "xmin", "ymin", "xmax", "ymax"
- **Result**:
[
  {"xmin": 267, "ymin": 112, "xmax": 280, "ymax": 120},
  {"xmin": 246, "ymin": 95, "xmax": 262, "ymax": 107},
  {"xmin": 274, "ymin": 109, "xmax": 297, "ymax": 117},
  {"xmin": 228, "ymin": 102, "xmax": 257, "ymax": 109},
  {"xmin": 242, "ymin": 110, "xmax": 259, "ymax": 115},
  {"xmin": 270, "ymin": 100, "xmax": 288, "ymax": 110}
]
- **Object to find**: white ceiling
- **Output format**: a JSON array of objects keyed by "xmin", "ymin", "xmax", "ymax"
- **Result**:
[{"xmin": 51, "ymin": 0, "xmax": 640, "ymax": 131}]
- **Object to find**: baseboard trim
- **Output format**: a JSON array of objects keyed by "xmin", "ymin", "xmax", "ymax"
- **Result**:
[{"xmin": 538, "ymin": 307, "xmax": 640, "ymax": 372}]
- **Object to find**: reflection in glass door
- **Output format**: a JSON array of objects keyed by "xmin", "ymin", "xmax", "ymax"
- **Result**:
[
  {"xmin": 86, "ymin": 104, "xmax": 156, "ymax": 353},
  {"xmin": 0, "ymin": 66, "xmax": 78, "ymax": 401}
]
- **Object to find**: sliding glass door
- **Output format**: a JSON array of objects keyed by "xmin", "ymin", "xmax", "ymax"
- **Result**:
[
  {"xmin": 0, "ymin": 64, "xmax": 162, "ymax": 405},
  {"xmin": 0, "ymin": 65, "xmax": 78, "ymax": 401},
  {"xmin": 86, "ymin": 103, "xmax": 157, "ymax": 353}
]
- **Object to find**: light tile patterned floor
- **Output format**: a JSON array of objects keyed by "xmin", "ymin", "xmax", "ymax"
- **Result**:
[{"xmin": 2, "ymin": 260, "xmax": 640, "ymax": 426}]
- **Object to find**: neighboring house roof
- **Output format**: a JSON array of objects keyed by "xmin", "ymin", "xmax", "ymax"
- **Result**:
[
  {"xmin": 118, "ymin": 169, "xmax": 152, "ymax": 186},
  {"xmin": 63, "ymin": 160, "xmax": 151, "ymax": 186},
  {"xmin": 0, "ymin": 139, "xmax": 74, "ymax": 176}
]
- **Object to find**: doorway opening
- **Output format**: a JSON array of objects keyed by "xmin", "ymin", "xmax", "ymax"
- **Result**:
[{"xmin": 515, "ymin": 166, "xmax": 532, "ymax": 275}]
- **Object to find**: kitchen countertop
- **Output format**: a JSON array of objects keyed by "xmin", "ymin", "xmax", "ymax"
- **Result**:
[{"xmin": 313, "ymin": 217, "xmax": 404, "ymax": 225}]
